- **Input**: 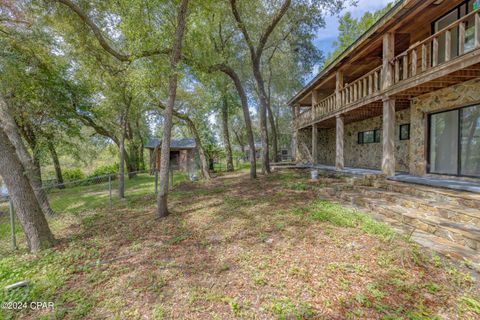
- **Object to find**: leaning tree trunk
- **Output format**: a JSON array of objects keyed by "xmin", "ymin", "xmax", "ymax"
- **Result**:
[
  {"xmin": 266, "ymin": 102, "xmax": 278, "ymax": 163},
  {"xmin": 0, "ymin": 128, "xmax": 55, "ymax": 252},
  {"xmin": 0, "ymin": 98, "xmax": 55, "ymax": 217},
  {"xmin": 47, "ymin": 141, "xmax": 65, "ymax": 189},
  {"xmin": 185, "ymin": 118, "xmax": 211, "ymax": 179},
  {"xmin": 221, "ymin": 97, "xmax": 234, "ymax": 172},
  {"xmin": 218, "ymin": 65, "xmax": 256, "ymax": 178},
  {"xmin": 156, "ymin": 0, "xmax": 189, "ymax": 219}
]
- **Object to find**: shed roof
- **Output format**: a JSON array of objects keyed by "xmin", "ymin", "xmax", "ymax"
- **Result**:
[{"xmin": 145, "ymin": 138, "xmax": 196, "ymax": 150}]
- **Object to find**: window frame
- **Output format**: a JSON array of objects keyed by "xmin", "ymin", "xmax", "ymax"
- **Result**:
[
  {"xmin": 399, "ymin": 124, "xmax": 411, "ymax": 141},
  {"xmin": 358, "ymin": 129, "xmax": 381, "ymax": 144}
]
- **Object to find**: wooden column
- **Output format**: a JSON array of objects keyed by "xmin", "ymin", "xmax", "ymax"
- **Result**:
[
  {"xmin": 335, "ymin": 70, "xmax": 343, "ymax": 109},
  {"xmin": 312, "ymin": 90, "xmax": 319, "ymax": 121},
  {"xmin": 382, "ymin": 98, "xmax": 396, "ymax": 177},
  {"xmin": 382, "ymin": 33, "xmax": 395, "ymax": 90},
  {"xmin": 291, "ymin": 106, "xmax": 298, "ymax": 161},
  {"xmin": 335, "ymin": 115, "xmax": 344, "ymax": 170},
  {"xmin": 312, "ymin": 125, "xmax": 318, "ymax": 165}
]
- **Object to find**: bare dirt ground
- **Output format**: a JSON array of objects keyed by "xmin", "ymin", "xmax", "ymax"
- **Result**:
[{"xmin": 5, "ymin": 170, "xmax": 480, "ymax": 319}]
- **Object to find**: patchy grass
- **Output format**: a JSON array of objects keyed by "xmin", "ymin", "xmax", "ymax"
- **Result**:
[{"xmin": 0, "ymin": 169, "xmax": 479, "ymax": 319}]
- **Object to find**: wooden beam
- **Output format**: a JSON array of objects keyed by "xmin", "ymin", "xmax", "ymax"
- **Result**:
[{"xmin": 382, "ymin": 33, "xmax": 395, "ymax": 90}]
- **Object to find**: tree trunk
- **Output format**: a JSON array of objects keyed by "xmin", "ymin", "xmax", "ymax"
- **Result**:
[
  {"xmin": 252, "ymin": 62, "xmax": 270, "ymax": 174},
  {"xmin": 118, "ymin": 121, "xmax": 126, "ymax": 199},
  {"xmin": 266, "ymin": 102, "xmax": 278, "ymax": 163},
  {"xmin": 0, "ymin": 128, "xmax": 55, "ymax": 252},
  {"xmin": 47, "ymin": 141, "xmax": 65, "ymax": 189},
  {"xmin": 217, "ymin": 65, "xmax": 256, "ymax": 179},
  {"xmin": 185, "ymin": 118, "xmax": 211, "ymax": 179},
  {"xmin": 221, "ymin": 97, "xmax": 234, "ymax": 172},
  {"xmin": 0, "ymin": 98, "xmax": 55, "ymax": 217},
  {"xmin": 156, "ymin": 0, "xmax": 189, "ymax": 219}
]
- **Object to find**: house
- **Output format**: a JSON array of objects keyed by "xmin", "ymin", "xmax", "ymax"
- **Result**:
[
  {"xmin": 289, "ymin": 0, "xmax": 480, "ymax": 262},
  {"xmin": 290, "ymin": 0, "xmax": 480, "ymax": 180},
  {"xmin": 145, "ymin": 138, "xmax": 197, "ymax": 174}
]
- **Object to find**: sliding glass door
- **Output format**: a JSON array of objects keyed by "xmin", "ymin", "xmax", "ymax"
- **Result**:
[{"xmin": 429, "ymin": 104, "xmax": 480, "ymax": 177}]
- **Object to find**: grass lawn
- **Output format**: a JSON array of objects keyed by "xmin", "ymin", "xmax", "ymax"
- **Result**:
[{"xmin": 0, "ymin": 169, "xmax": 479, "ymax": 319}]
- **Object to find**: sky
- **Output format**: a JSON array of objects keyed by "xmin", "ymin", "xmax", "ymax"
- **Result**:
[{"xmin": 314, "ymin": 0, "xmax": 392, "ymax": 62}]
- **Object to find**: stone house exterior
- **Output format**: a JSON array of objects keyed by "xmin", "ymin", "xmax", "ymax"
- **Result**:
[{"xmin": 290, "ymin": 0, "xmax": 480, "ymax": 181}]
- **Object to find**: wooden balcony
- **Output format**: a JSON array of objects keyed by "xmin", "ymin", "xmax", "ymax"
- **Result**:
[{"xmin": 295, "ymin": 9, "xmax": 480, "ymax": 130}]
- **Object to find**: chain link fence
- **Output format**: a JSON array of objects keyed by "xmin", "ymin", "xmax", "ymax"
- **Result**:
[{"xmin": 0, "ymin": 166, "xmax": 195, "ymax": 252}]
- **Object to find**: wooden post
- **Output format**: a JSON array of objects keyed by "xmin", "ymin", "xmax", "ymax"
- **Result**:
[
  {"xmin": 335, "ymin": 115, "xmax": 344, "ymax": 171},
  {"xmin": 475, "ymin": 13, "xmax": 480, "ymax": 48},
  {"xmin": 394, "ymin": 60, "xmax": 400, "ymax": 83},
  {"xmin": 336, "ymin": 70, "xmax": 343, "ymax": 109},
  {"xmin": 382, "ymin": 98, "xmax": 396, "ymax": 177},
  {"xmin": 432, "ymin": 37, "xmax": 439, "ymax": 67},
  {"xmin": 312, "ymin": 125, "xmax": 318, "ymax": 165},
  {"xmin": 411, "ymin": 49, "xmax": 417, "ymax": 76},
  {"xmin": 9, "ymin": 199, "xmax": 16, "ymax": 251},
  {"xmin": 445, "ymin": 30, "xmax": 451, "ymax": 62},
  {"xmin": 382, "ymin": 33, "xmax": 395, "ymax": 90},
  {"xmin": 422, "ymin": 44, "xmax": 427, "ymax": 72},
  {"xmin": 402, "ymin": 55, "xmax": 408, "ymax": 80},
  {"xmin": 374, "ymin": 72, "xmax": 379, "ymax": 92},
  {"xmin": 459, "ymin": 22, "xmax": 466, "ymax": 55},
  {"xmin": 312, "ymin": 90, "xmax": 319, "ymax": 121}
]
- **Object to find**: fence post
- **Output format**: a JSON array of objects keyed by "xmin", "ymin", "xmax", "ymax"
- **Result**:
[
  {"xmin": 108, "ymin": 174, "xmax": 112, "ymax": 209},
  {"xmin": 155, "ymin": 169, "xmax": 158, "ymax": 195},
  {"xmin": 9, "ymin": 199, "xmax": 16, "ymax": 251}
]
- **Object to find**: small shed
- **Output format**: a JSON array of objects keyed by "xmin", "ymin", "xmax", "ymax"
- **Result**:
[{"xmin": 145, "ymin": 138, "xmax": 197, "ymax": 174}]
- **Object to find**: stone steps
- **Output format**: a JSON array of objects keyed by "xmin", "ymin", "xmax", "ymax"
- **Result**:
[
  {"xmin": 336, "ymin": 190, "xmax": 480, "ymax": 251},
  {"xmin": 358, "ymin": 187, "xmax": 480, "ymax": 227},
  {"xmin": 374, "ymin": 180, "xmax": 480, "ymax": 209}
]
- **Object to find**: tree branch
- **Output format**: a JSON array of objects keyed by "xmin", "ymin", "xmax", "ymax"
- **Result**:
[{"xmin": 54, "ymin": 0, "xmax": 170, "ymax": 62}]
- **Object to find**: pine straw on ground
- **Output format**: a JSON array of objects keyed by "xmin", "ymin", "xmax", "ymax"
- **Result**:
[{"xmin": 4, "ymin": 170, "xmax": 480, "ymax": 319}]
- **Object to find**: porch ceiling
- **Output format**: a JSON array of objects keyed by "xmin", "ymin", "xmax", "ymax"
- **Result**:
[{"xmin": 314, "ymin": 99, "xmax": 411, "ymax": 129}]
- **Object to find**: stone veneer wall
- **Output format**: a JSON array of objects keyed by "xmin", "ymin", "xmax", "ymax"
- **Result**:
[
  {"xmin": 343, "ymin": 109, "xmax": 410, "ymax": 172},
  {"xmin": 296, "ymin": 109, "xmax": 410, "ymax": 171},
  {"xmin": 317, "ymin": 128, "xmax": 335, "ymax": 165},
  {"xmin": 296, "ymin": 127, "xmax": 313, "ymax": 163},
  {"xmin": 410, "ymin": 78, "xmax": 480, "ymax": 176}
]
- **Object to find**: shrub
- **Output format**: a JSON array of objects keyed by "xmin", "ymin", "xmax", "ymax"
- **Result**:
[
  {"xmin": 89, "ymin": 164, "xmax": 118, "ymax": 178},
  {"xmin": 62, "ymin": 168, "xmax": 85, "ymax": 182}
]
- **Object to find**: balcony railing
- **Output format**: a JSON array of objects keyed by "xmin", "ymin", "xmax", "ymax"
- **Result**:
[
  {"xmin": 296, "ymin": 109, "xmax": 311, "ymax": 128},
  {"xmin": 392, "ymin": 9, "xmax": 480, "ymax": 84},
  {"xmin": 341, "ymin": 65, "xmax": 382, "ymax": 106},
  {"xmin": 295, "ymin": 9, "xmax": 480, "ymax": 129},
  {"xmin": 313, "ymin": 93, "xmax": 336, "ymax": 119}
]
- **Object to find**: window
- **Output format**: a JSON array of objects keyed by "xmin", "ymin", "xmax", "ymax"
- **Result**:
[
  {"xmin": 281, "ymin": 150, "xmax": 288, "ymax": 155},
  {"xmin": 428, "ymin": 104, "xmax": 480, "ymax": 177},
  {"xmin": 358, "ymin": 129, "xmax": 381, "ymax": 144},
  {"xmin": 400, "ymin": 124, "xmax": 410, "ymax": 140}
]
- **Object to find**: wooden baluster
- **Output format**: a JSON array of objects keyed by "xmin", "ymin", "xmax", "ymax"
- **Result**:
[
  {"xmin": 411, "ymin": 49, "xmax": 417, "ymax": 76},
  {"xmin": 459, "ymin": 21, "xmax": 466, "ymax": 55},
  {"xmin": 421, "ymin": 44, "xmax": 427, "ymax": 72},
  {"xmin": 476, "ymin": 13, "xmax": 480, "ymax": 48},
  {"xmin": 394, "ymin": 60, "xmax": 399, "ymax": 83},
  {"xmin": 402, "ymin": 55, "xmax": 408, "ymax": 80},
  {"xmin": 445, "ymin": 30, "xmax": 451, "ymax": 62},
  {"xmin": 363, "ymin": 78, "xmax": 367, "ymax": 97},
  {"xmin": 432, "ymin": 37, "xmax": 438, "ymax": 67},
  {"xmin": 374, "ymin": 71, "xmax": 378, "ymax": 92},
  {"xmin": 368, "ymin": 75, "xmax": 373, "ymax": 95},
  {"xmin": 354, "ymin": 83, "xmax": 358, "ymax": 101}
]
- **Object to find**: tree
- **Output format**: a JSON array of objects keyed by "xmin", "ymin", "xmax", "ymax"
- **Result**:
[
  {"xmin": 324, "ymin": 2, "xmax": 395, "ymax": 66},
  {"xmin": 156, "ymin": 0, "xmax": 189, "ymax": 218},
  {"xmin": 221, "ymin": 93, "xmax": 234, "ymax": 172},
  {"xmin": 0, "ymin": 127, "xmax": 55, "ymax": 252}
]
